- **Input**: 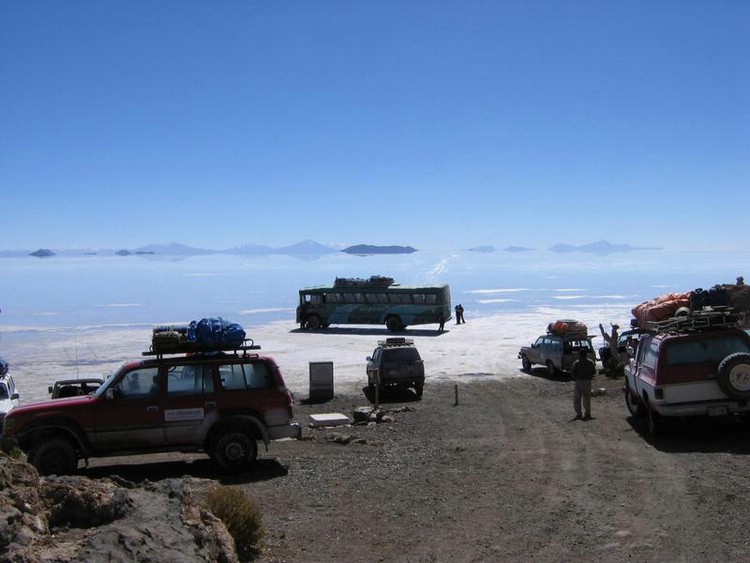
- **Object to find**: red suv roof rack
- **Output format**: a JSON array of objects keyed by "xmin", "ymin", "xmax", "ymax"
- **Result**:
[
  {"xmin": 650, "ymin": 308, "xmax": 740, "ymax": 333},
  {"xmin": 142, "ymin": 338, "xmax": 261, "ymax": 357}
]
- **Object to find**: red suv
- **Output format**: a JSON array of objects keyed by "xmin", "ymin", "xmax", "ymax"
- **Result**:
[
  {"xmin": 624, "ymin": 310, "xmax": 750, "ymax": 435},
  {"xmin": 1, "ymin": 346, "xmax": 300, "ymax": 475}
]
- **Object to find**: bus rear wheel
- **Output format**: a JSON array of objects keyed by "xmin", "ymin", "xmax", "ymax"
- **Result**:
[
  {"xmin": 385, "ymin": 316, "xmax": 404, "ymax": 332},
  {"xmin": 306, "ymin": 315, "xmax": 321, "ymax": 329}
]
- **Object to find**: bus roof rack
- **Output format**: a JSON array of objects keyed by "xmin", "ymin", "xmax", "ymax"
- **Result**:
[
  {"xmin": 649, "ymin": 308, "xmax": 741, "ymax": 333},
  {"xmin": 334, "ymin": 275, "xmax": 395, "ymax": 288}
]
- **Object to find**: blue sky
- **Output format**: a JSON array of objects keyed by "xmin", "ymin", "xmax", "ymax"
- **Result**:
[{"xmin": 2, "ymin": 1, "xmax": 748, "ymax": 252}]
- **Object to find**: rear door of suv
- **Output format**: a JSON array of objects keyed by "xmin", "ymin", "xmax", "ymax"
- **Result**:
[{"xmin": 162, "ymin": 360, "xmax": 218, "ymax": 445}]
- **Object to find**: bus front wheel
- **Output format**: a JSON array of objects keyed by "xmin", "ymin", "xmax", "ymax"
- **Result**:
[
  {"xmin": 385, "ymin": 316, "xmax": 404, "ymax": 332},
  {"xmin": 306, "ymin": 315, "xmax": 321, "ymax": 329}
]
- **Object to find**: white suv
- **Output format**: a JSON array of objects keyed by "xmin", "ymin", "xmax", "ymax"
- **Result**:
[{"xmin": 0, "ymin": 359, "xmax": 20, "ymax": 433}]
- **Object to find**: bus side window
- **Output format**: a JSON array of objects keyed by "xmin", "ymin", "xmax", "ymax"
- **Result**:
[
  {"xmin": 344, "ymin": 293, "xmax": 355, "ymax": 304},
  {"xmin": 426, "ymin": 294, "xmax": 437, "ymax": 304},
  {"xmin": 389, "ymin": 294, "xmax": 401, "ymax": 304},
  {"xmin": 365, "ymin": 293, "xmax": 378, "ymax": 304},
  {"xmin": 377, "ymin": 293, "xmax": 389, "ymax": 304}
]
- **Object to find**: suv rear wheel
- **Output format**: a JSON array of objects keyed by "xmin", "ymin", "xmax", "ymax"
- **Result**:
[
  {"xmin": 211, "ymin": 430, "xmax": 258, "ymax": 473},
  {"xmin": 646, "ymin": 406, "xmax": 661, "ymax": 437},
  {"xmin": 30, "ymin": 438, "xmax": 78, "ymax": 475}
]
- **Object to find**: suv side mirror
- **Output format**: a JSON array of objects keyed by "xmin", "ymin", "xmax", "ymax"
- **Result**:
[
  {"xmin": 366, "ymin": 356, "xmax": 372, "ymax": 362},
  {"xmin": 11, "ymin": 393, "xmax": 19, "ymax": 400}
]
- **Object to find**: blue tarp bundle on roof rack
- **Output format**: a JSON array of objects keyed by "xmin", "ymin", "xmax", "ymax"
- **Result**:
[
  {"xmin": 188, "ymin": 317, "xmax": 246, "ymax": 348},
  {"xmin": 150, "ymin": 317, "xmax": 247, "ymax": 354}
]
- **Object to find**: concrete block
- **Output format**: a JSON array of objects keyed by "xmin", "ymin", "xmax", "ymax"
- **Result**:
[{"xmin": 308, "ymin": 413, "xmax": 350, "ymax": 428}]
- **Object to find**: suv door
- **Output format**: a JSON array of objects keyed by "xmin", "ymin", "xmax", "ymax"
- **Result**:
[
  {"xmin": 162, "ymin": 361, "xmax": 217, "ymax": 445},
  {"xmin": 527, "ymin": 337, "xmax": 546, "ymax": 365},
  {"xmin": 91, "ymin": 366, "xmax": 164, "ymax": 451}
]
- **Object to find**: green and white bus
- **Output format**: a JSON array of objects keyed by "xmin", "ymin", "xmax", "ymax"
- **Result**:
[{"xmin": 296, "ymin": 276, "xmax": 452, "ymax": 332}]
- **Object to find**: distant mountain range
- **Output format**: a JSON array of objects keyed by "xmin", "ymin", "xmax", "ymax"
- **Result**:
[
  {"xmin": 468, "ymin": 240, "xmax": 659, "ymax": 255},
  {"xmin": 548, "ymin": 240, "xmax": 660, "ymax": 254},
  {"xmin": 3, "ymin": 239, "xmax": 659, "ymax": 258}
]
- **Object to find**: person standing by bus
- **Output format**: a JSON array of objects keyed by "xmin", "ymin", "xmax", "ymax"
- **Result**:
[{"xmin": 455, "ymin": 304, "xmax": 465, "ymax": 324}]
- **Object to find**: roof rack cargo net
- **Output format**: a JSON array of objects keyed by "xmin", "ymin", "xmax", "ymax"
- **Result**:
[{"xmin": 334, "ymin": 275, "xmax": 395, "ymax": 287}]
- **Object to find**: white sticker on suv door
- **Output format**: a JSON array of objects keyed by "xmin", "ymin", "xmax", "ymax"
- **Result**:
[{"xmin": 164, "ymin": 408, "xmax": 204, "ymax": 422}]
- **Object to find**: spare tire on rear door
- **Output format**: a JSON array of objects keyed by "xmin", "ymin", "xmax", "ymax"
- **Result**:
[{"xmin": 717, "ymin": 352, "xmax": 750, "ymax": 400}]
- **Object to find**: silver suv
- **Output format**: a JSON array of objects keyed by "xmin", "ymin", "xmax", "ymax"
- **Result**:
[
  {"xmin": 366, "ymin": 338, "xmax": 425, "ymax": 398},
  {"xmin": 519, "ymin": 333, "xmax": 596, "ymax": 375}
]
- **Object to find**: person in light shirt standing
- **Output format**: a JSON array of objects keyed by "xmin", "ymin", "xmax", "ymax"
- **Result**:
[{"xmin": 571, "ymin": 349, "xmax": 597, "ymax": 421}]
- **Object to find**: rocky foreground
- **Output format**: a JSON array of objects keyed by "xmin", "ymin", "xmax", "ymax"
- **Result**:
[{"xmin": 0, "ymin": 455, "xmax": 237, "ymax": 563}]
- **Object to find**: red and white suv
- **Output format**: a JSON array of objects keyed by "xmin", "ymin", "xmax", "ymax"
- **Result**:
[
  {"xmin": 1, "ymin": 346, "xmax": 300, "ymax": 475},
  {"xmin": 624, "ymin": 310, "xmax": 750, "ymax": 435}
]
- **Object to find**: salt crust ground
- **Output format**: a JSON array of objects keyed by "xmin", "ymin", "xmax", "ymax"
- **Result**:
[{"xmin": 5, "ymin": 306, "xmax": 630, "ymax": 402}]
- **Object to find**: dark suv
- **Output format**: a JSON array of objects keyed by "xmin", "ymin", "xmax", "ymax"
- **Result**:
[
  {"xmin": 366, "ymin": 338, "xmax": 425, "ymax": 397},
  {"xmin": 1, "ymin": 345, "xmax": 300, "ymax": 475},
  {"xmin": 624, "ymin": 310, "xmax": 750, "ymax": 435}
]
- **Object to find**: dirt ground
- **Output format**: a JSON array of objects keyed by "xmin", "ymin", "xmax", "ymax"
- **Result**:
[{"xmin": 80, "ymin": 370, "xmax": 750, "ymax": 562}]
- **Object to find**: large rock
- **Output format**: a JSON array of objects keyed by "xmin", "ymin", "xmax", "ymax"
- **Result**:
[{"xmin": 0, "ymin": 454, "xmax": 239, "ymax": 562}]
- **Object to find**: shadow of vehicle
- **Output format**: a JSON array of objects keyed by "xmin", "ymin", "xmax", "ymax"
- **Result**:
[
  {"xmin": 290, "ymin": 327, "xmax": 442, "ymax": 337},
  {"xmin": 362, "ymin": 385, "xmax": 421, "ymax": 404},
  {"xmin": 626, "ymin": 414, "xmax": 750, "ymax": 454},
  {"xmin": 80, "ymin": 457, "xmax": 289, "ymax": 484},
  {"xmin": 520, "ymin": 366, "xmax": 573, "ymax": 382}
]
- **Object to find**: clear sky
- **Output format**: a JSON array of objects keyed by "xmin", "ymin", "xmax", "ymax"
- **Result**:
[{"xmin": 2, "ymin": 1, "xmax": 748, "ymax": 252}]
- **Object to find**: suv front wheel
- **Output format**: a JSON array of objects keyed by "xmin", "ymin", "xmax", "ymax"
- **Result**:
[
  {"xmin": 210, "ymin": 430, "xmax": 258, "ymax": 473},
  {"xmin": 30, "ymin": 438, "xmax": 78, "ymax": 476}
]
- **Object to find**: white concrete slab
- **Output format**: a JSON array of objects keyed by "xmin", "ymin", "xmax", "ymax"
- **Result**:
[{"xmin": 308, "ymin": 413, "xmax": 350, "ymax": 427}]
